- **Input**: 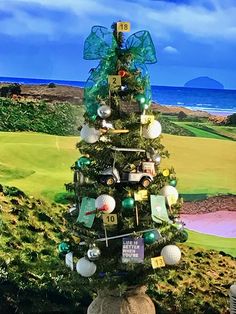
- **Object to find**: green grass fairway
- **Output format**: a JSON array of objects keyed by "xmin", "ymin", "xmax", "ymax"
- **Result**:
[
  {"xmin": 186, "ymin": 230, "xmax": 236, "ymax": 257},
  {"xmin": 0, "ymin": 132, "xmax": 78, "ymax": 200},
  {"xmin": 173, "ymin": 122, "xmax": 230, "ymax": 140},
  {"xmin": 0, "ymin": 131, "xmax": 235, "ymax": 254},
  {"xmin": 0, "ymin": 131, "xmax": 235, "ymax": 198},
  {"xmin": 162, "ymin": 134, "xmax": 236, "ymax": 195}
]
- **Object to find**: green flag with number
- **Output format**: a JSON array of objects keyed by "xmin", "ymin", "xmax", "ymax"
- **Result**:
[
  {"xmin": 77, "ymin": 197, "xmax": 96, "ymax": 228},
  {"xmin": 150, "ymin": 195, "xmax": 171, "ymax": 223}
]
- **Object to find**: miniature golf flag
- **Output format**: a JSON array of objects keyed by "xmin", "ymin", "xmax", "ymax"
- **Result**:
[
  {"xmin": 77, "ymin": 197, "xmax": 95, "ymax": 228},
  {"xmin": 150, "ymin": 195, "xmax": 172, "ymax": 223},
  {"xmin": 134, "ymin": 190, "xmax": 148, "ymax": 201}
]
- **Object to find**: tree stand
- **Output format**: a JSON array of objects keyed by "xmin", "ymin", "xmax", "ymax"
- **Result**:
[{"xmin": 87, "ymin": 285, "xmax": 156, "ymax": 314}]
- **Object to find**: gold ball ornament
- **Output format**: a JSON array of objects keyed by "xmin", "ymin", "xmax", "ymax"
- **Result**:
[{"xmin": 162, "ymin": 169, "xmax": 170, "ymax": 177}]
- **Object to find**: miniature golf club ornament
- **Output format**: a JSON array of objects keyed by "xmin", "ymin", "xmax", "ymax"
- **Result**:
[
  {"xmin": 161, "ymin": 245, "xmax": 181, "ymax": 265},
  {"xmin": 87, "ymin": 243, "xmax": 101, "ymax": 261},
  {"xmin": 97, "ymin": 105, "xmax": 111, "ymax": 119},
  {"xmin": 76, "ymin": 257, "xmax": 97, "ymax": 277},
  {"xmin": 160, "ymin": 185, "xmax": 179, "ymax": 206},
  {"xmin": 142, "ymin": 120, "xmax": 162, "ymax": 139},
  {"xmin": 95, "ymin": 194, "xmax": 116, "ymax": 213},
  {"xmin": 80, "ymin": 124, "xmax": 100, "ymax": 144}
]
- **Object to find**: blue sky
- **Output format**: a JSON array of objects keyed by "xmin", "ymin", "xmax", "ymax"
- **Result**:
[{"xmin": 0, "ymin": 0, "xmax": 236, "ymax": 89}]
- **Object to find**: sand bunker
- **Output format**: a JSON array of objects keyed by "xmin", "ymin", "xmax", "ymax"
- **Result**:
[{"xmin": 180, "ymin": 210, "xmax": 236, "ymax": 238}]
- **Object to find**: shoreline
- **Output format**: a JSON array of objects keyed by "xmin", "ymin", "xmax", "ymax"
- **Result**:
[{"xmin": 1, "ymin": 82, "xmax": 234, "ymax": 118}]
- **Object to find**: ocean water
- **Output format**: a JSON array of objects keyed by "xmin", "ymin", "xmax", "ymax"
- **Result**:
[{"xmin": 1, "ymin": 76, "xmax": 235, "ymax": 116}]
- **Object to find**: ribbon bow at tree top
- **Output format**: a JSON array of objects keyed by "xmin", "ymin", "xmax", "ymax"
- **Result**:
[{"xmin": 83, "ymin": 25, "xmax": 157, "ymax": 118}]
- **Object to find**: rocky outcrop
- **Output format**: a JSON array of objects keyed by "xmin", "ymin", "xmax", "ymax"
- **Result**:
[{"xmin": 184, "ymin": 76, "xmax": 224, "ymax": 89}]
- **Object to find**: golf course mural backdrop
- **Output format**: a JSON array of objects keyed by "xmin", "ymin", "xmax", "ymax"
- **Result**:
[{"xmin": 0, "ymin": 1, "xmax": 236, "ymax": 313}]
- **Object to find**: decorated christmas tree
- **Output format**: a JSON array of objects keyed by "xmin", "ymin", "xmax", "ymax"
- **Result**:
[{"xmin": 61, "ymin": 22, "xmax": 188, "ymax": 308}]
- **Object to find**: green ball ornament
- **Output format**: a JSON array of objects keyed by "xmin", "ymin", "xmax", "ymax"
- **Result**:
[
  {"xmin": 135, "ymin": 94, "xmax": 146, "ymax": 104},
  {"xmin": 58, "ymin": 242, "xmax": 71, "ymax": 254},
  {"xmin": 177, "ymin": 229, "xmax": 188, "ymax": 243},
  {"xmin": 122, "ymin": 197, "xmax": 135, "ymax": 209},
  {"xmin": 169, "ymin": 179, "xmax": 177, "ymax": 187},
  {"xmin": 143, "ymin": 230, "xmax": 159, "ymax": 244},
  {"xmin": 140, "ymin": 102, "xmax": 149, "ymax": 110},
  {"xmin": 76, "ymin": 156, "xmax": 91, "ymax": 169},
  {"xmin": 89, "ymin": 114, "xmax": 97, "ymax": 121}
]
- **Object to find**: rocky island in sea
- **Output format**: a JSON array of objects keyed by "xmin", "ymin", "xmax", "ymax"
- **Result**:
[{"xmin": 184, "ymin": 76, "xmax": 224, "ymax": 89}]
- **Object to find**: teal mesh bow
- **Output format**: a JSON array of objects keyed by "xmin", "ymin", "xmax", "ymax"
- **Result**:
[{"xmin": 83, "ymin": 25, "xmax": 157, "ymax": 117}]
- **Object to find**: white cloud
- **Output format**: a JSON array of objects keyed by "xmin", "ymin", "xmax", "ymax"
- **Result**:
[
  {"xmin": 145, "ymin": 0, "xmax": 236, "ymax": 41},
  {"xmin": 163, "ymin": 46, "xmax": 179, "ymax": 54},
  {"xmin": 0, "ymin": 0, "xmax": 235, "ymax": 42}
]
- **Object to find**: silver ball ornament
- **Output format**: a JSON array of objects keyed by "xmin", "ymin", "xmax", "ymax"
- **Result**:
[
  {"xmin": 87, "ymin": 244, "xmax": 101, "ymax": 261},
  {"xmin": 97, "ymin": 105, "xmax": 111, "ymax": 119}
]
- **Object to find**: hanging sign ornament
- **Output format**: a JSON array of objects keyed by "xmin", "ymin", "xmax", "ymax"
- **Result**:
[{"xmin": 83, "ymin": 25, "xmax": 157, "ymax": 117}]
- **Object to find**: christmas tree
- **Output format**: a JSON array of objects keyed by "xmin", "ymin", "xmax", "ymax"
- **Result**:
[{"xmin": 61, "ymin": 22, "xmax": 187, "ymax": 294}]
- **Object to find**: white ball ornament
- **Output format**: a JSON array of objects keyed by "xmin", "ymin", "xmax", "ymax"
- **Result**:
[
  {"xmin": 142, "ymin": 120, "xmax": 162, "ymax": 139},
  {"xmin": 80, "ymin": 124, "xmax": 100, "ymax": 144},
  {"xmin": 95, "ymin": 194, "xmax": 116, "ymax": 213},
  {"xmin": 160, "ymin": 185, "xmax": 179, "ymax": 205},
  {"xmin": 97, "ymin": 105, "xmax": 111, "ymax": 119},
  {"xmin": 161, "ymin": 245, "xmax": 181, "ymax": 265},
  {"xmin": 76, "ymin": 257, "xmax": 97, "ymax": 277}
]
